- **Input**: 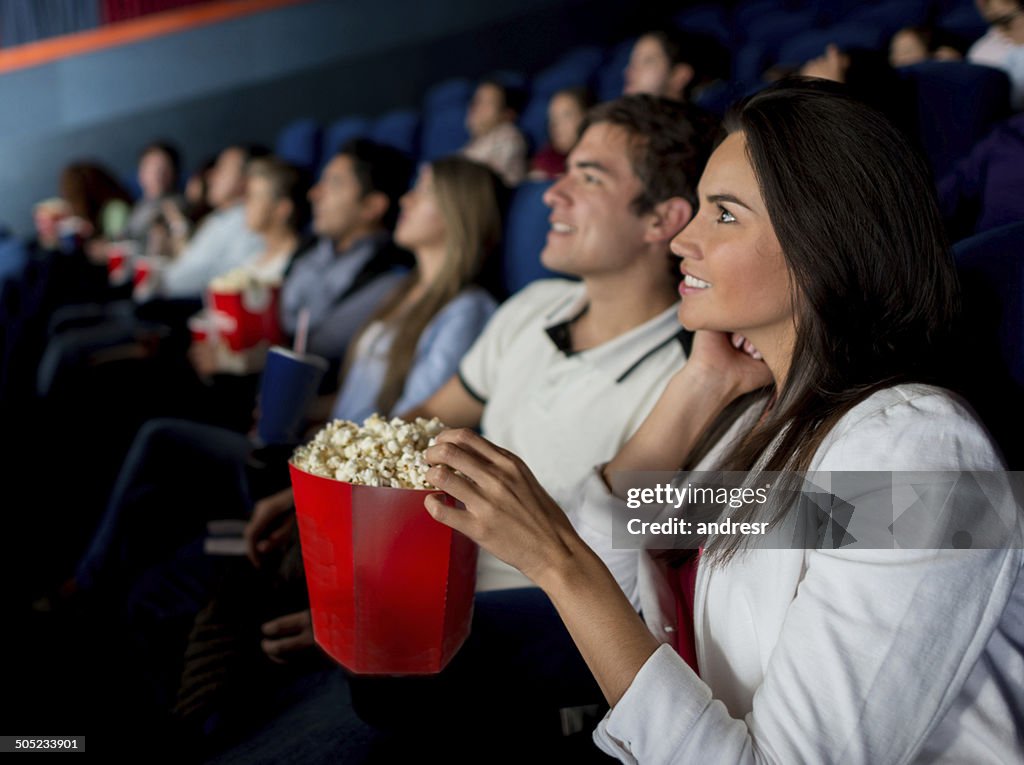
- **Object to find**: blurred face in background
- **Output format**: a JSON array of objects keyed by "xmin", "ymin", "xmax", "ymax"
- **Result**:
[
  {"xmin": 548, "ymin": 92, "xmax": 586, "ymax": 155},
  {"xmin": 395, "ymin": 165, "xmax": 446, "ymax": 252},
  {"xmin": 466, "ymin": 83, "xmax": 508, "ymax": 138},
  {"xmin": 308, "ymin": 154, "xmax": 377, "ymax": 246},
  {"xmin": 889, "ymin": 29, "xmax": 929, "ymax": 67},
  {"xmin": 624, "ymin": 35, "xmax": 691, "ymax": 100},
  {"xmin": 137, "ymin": 149, "xmax": 176, "ymax": 200},
  {"xmin": 244, "ymin": 174, "xmax": 283, "ymax": 234},
  {"xmin": 206, "ymin": 147, "xmax": 248, "ymax": 209}
]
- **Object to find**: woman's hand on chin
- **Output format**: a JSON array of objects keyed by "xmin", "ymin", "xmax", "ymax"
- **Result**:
[{"xmin": 686, "ymin": 330, "xmax": 773, "ymax": 398}]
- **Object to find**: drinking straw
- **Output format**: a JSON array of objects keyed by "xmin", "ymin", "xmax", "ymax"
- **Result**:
[{"xmin": 295, "ymin": 308, "xmax": 310, "ymax": 355}]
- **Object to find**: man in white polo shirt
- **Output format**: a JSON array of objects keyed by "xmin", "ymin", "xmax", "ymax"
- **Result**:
[{"xmin": 404, "ymin": 94, "xmax": 716, "ymax": 590}]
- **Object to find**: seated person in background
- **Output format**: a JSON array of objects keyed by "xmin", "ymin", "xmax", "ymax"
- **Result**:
[
  {"xmin": 36, "ymin": 162, "xmax": 132, "ymax": 251},
  {"xmin": 938, "ymin": 111, "xmax": 1024, "ymax": 238},
  {"xmin": 623, "ymin": 28, "xmax": 728, "ymax": 103},
  {"xmin": 189, "ymin": 156, "xmax": 311, "ymax": 378},
  {"xmin": 889, "ymin": 26, "xmax": 964, "ymax": 67},
  {"xmin": 278, "ymin": 139, "xmax": 413, "ymax": 381},
  {"xmin": 528, "ymin": 86, "xmax": 594, "ymax": 180},
  {"xmin": 123, "ymin": 141, "xmax": 187, "ymax": 251},
  {"xmin": 423, "ymin": 77, "xmax": 1024, "ymax": 765},
  {"xmin": 156, "ymin": 144, "xmax": 267, "ymax": 300},
  {"xmin": 461, "ymin": 77, "xmax": 528, "ymax": 186},
  {"xmin": 969, "ymin": 0, "xmax": 1024, "ymax": 108}
]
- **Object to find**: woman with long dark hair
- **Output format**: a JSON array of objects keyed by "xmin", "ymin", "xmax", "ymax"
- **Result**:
[{"xmin": 422, "ymin": 78, "xmax": 1022, "ymax": 762}]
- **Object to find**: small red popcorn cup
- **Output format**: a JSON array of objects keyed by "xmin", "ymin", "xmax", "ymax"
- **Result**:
[
  {"xmin": 106, "ymin": 241, "xmax": 135, "ymax": 285},
  {"xmin": 188, "ymin": 314, "xmax": 212, "ymax": 344},
  {"xmin": 132, "ymin": 256, "xmax": 163, "ymax": 301},
  {"xmin": 289, "ymin": 463, "xmax": 478, "ymax": 675},
  {"xmin": 209, "ymin": 283, "xmax": 282, "ymax": 352}
]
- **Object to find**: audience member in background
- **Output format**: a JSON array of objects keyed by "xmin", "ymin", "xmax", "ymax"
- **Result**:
[
  {"xmin": 528, "ymin": 87, "xmax": 594, "ymax": 180},
  {"xmin": 189, "ymin": 157, "xmax": 311, "ymax": 380},
  {"xmin": 37, "ymin": 162, "xmax": 133, "ymax": 250},
  {"xmin": 423, "ymin": 76, "xmax": 1023, "ymax": 765},
  {"xmin": 623, "ymin": 29, "xmax": 728, "ymax": 103},
  {"xmin": 461, "ymin": 77, "xmax": 528, "ymax": 186},
  {"xmin": 889, "ymin": 26, "xmax": 963, "ymax": 67},
  {"xmin": 123, "ymin": 142, "xmax": 186, "ymax": 249},
  {"xmin": 938, "ymin": 111, "xmax": 1024, "ymax": 238},
  {"xmin": 278, "ymin": 139, "xmax": 414, "ymax": 380},
  {"xmin": 969, "ymin": 0, "xmax": 1024, "ymax": 107},
  {"xmin": 156, "ymin": 145, "xmax": 267, "ymax": 299}
]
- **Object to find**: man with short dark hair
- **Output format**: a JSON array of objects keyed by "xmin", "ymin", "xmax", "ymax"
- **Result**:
[
  {"xmin": 280, "ymin": 139, "xmax": 413, "ymax": 373},
  {"xmin": 624, "ymin": 29, "xmax": 727, "ymax": 103}
]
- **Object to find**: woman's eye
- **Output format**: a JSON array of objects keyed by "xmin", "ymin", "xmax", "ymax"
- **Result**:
[
  {"xmin": 582, "ymin": 172, "xmax": 599, "ymax": 185},
  {"xmin": 716, "ymin": 206, "xmax": 736, "ymax": 224}
]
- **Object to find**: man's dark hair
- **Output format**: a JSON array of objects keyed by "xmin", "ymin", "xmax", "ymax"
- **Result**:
[
  {"xmin": 644, "ymin": 28, "xmax": 731, "ymax": 97},
  {"xmin": 580, "ymin": 94, "xmax": 719, "ymax": 215},
  {"xmin": 338, "ymin": 138, "xmax": 414, "ymax": 230}
]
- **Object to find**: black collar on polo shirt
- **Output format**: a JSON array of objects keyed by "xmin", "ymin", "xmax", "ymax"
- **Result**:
[
  {"xmin": 544, "ymin": 303, "xmax": 589, "ymax": 355},
  {"xmin": 541, "ymin": 285, "xmax": 692, "ymax": 382}
]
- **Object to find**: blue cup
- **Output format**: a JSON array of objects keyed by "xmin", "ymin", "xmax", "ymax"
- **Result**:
[{"xmin": 257, "ymin": 346, "xmax": 329, "ymax": 446}]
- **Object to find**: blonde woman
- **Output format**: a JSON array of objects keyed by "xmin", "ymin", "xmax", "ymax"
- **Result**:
[{"xmin": 331, "ymin": 155, "xmax": 503, "ymax": 421}]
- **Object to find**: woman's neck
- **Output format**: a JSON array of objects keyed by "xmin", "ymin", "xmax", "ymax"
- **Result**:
[{"xmin": 260, "ymin": 228, "xmax": 298, "ymax": 259}]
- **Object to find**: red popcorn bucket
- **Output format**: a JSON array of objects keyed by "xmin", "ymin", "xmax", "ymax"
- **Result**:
[
  {"xmin": 210, "ymin": 284, "xmax": 283, "ymax": 351},
  {"xmin": 289, "ymin": 462, "xmax": 478, "ymax": 675}
]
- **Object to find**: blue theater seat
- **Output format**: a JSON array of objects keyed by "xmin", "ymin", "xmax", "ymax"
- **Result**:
[
  {"xmin": 274, "ymin": 118, "xmax": 322, "ymax": 175},
  {"xmin": 420, "ymin": 104, "xmax": 469, "ymax": 161},
  {"xmin": 776, "ymin": 23, "xmax": 886, "ymax": 68},
  {"xmin": 595, "ymin": 40, "xmax": 633, "ymax": 103},
  {"xmin": 901, "ymin": 61, "xmax": 1011, "ymax": 179},
  {"xmin": 370, "ymin": 109, "xmax": 421, "ymax": 158},
  {"xmin": 952, "ymin": 220, "xmax": 1024, "ymax": 467},
  {"xmin": 501, "ymin": 180, "xmax": 568, "ymax": 295},
  {"xmin": 320, "ymin": 116, "xmax": 371, "ymax": 172}
]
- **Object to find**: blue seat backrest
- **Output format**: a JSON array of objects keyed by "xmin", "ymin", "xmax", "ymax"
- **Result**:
[
  {"xmin": 901, "ymin": 61, "xmax": 1011, "ymax": 179},
  {"xmin": 953, "ymin": 220, "xmax": 1024, "ymax": 467},
  {"xmin": 275, "ymin": 118, "xmax": 323, "ymax": 175},
  {"xmin": 502, "ymin": 180, "xmax": 570, "ymax": 295}
]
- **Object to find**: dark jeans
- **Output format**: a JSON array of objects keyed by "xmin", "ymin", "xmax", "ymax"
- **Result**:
[
  {"xmin": 74, "ymin": 418, "xmax": 255, "ymax": 594},
  {"xmin": 349, "ymin": 587, "xmax": 606, "ymax": 743}
]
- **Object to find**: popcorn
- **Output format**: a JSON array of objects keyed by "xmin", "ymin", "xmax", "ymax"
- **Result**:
[
  {"xmin": 292, "ymin": 414, "xmax": 446, "ymax": 489},
  {"xmin": 209, "ymin": 267, "xmax": 281, "ymax": 293}
]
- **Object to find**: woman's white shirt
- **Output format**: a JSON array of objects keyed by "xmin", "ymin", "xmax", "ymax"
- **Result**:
[{"xmin": 570, "ymin": 384, "xmax": 1023, "ymax": 764}]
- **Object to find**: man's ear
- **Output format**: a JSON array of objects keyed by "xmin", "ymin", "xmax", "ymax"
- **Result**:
[
  {"xmin": 668, "ymin": 62, "xmax": 695, "ymax": 100},
  {"xmin": 644, "ymin": 197, "xmax": 693, "ymax": 243},
  {"xmin": 360, "ymin": 190, "xmax": 390, "ymax": 225}
]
